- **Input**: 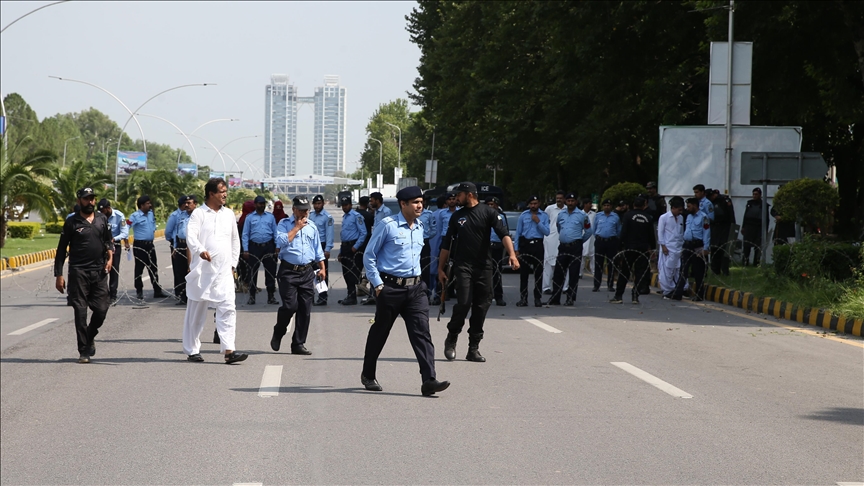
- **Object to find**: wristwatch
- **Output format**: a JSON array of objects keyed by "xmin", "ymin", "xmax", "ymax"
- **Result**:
[{"xmin": 375, "ymin": 284, "xmax": 384, "ymax": 293}]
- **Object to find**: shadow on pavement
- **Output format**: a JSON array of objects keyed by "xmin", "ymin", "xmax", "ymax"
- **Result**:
[
  {"xmin": 229, "ymin": 385, "xmax": 431, "ymax": 398},
  {"xmin": 799, "ymin": 407, "xmax": 864, "ymax": 426}
]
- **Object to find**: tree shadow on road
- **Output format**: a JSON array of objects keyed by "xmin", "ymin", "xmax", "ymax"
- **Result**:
[{"xmin": 798, "ymin": 407, "xmax": 864, "ymax": 426}]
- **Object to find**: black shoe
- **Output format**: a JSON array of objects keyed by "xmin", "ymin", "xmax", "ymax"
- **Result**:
[
  {"xmin": 690, "ymin": 296, "xmax": 704, "ymax": 302},
  {"xmin": 655, "ymin": 289, "xmax": 665, "ymax": 294},
  {"xmin": 136, "ymin": 291, "xmax": 144, "ymax": 300},
  {"xmin": 247, "ymin": 296, "xmax": 256, "ymax": 305},
  {"xmin": 78, "ymin": 354, "xmax": 90, "ymax": 364},
  {"xmin": 547, "ymin": 300, "xmax": 560, "ymax": 306},
  {"xmin": 361, "ymin": 374, "xmax": 382, "ymax": 392},
  {"xmin": 313, "ymin": 297, "xmax": 327, "ymax": 306},
  {"xmin": 187, "ymin": 353, "xmax": 204, "ymax": 362},
  {"xmin": 610, "ymin": 297, "xmax": 623, "ymax": 304},
  {"xmin": 213, "ymin": 329, "xmax": 221, "ymax": 344},
  {"xmin": 465, "ymin": 348, "xmax": 486, "ymax": 362},
  {"xmin": 607, "ymin": 287, "xmax": 615, "ymax": 292},
  {"xmin": 88, "ymin": 344, "xmax": 96, "ymax": 357},
  {"xmin": 592, "ymin": 288, "xmax": 599, "ymax": 292},
  {"xmin": 443, "ymin": 334, "xmax": 458, "ymax": 361},
  {"xmin": 421, "ymin": 378, "xmax": 450, "ymax": 396},
  {"xmin": 543, "ymin": 289, "xmax": 552, "ymax": 295},
  {"xmin": 496, "ymin": 300, "xmax": 507, "ymax": 306},
  {"xmin": 291, "ymin": 345, "xmax": 312, "ymax": 355},
  {"xmin": 267, "ymin": 296, "xmax": 279, "ymax": 305},
  {"xmin": 270, "ymin": 330, "xmax": 282, "ymax": 351},
  {"xmin": 515, "ymin": 299, "xmax": 528, "ymax": 307},
  {"xmin": 175, "ymin": 300, "xmax": 186, "ymax": 305},
  {"xmin": 361, "ymin": 297, "xmax": 376, "ymax": 306},
  {"xmin": 224, "ymin": 351, "xmax": 248, "ymax": 364},
  {"xmin": 632, "ymin": 296, "xmax": 640, "ymax": 304},
  {"xmin": 565, "ymin": 298, "xmax": 574, "ymax": 306},
  {"xmin": 430, "ymin": 296, "xmax": 441, "ymax": 306},
  {"xmin": 534, "ymin": 301, "xmax": 543, "ymax": 307},
  {"xmin": 338, "ymin": 296, "xmax": 357, "ymax": 305},
  {"xmin": 153, "ymin": 290, "xmax": 168, "ymax": 299}
]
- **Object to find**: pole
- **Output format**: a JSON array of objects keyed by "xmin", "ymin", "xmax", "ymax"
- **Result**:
[
  {"xmin": 429, "ymin": 130, "xmax": 435, "ymax": 188},
  {"xmin": 385, "ymin": 122, "xmax": 402, "ymax": 170},
  {"xmin": 724, "ymin": 0, "xmax": 734, "ymax": 195},
  {"xmin": 103, "ymin": 138, "xmax": 113, "ymax": 173},
  {"xmin": 62, "ymin": 135, "xmax": 80, "ymax": 167},
  {"xmin": 761, "ymin": 154, "xmax": 768, "ymax": 268},
  {"xmin": 370, "ymin": 138, "xmax": 383, "ymax": 187}
]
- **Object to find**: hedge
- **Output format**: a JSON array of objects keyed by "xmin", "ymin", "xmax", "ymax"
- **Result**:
[
  {"xmin": 6, "ymin": 222, "xmax": 42, "ymax": 239},
  {"xmin": 45, "ymin": 222, "xmax": 64, "ymax": 234},
  {"xmin": 773, "ymin": 236, "xmax": 862, "ymax": 282},
  {"xmin": 602, "ymin": 182, "xmax": 647, "ymax": 207}
]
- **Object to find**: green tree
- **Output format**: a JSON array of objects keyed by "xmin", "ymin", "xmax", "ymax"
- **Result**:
[
  {"xmin": 117, "ymin": 169, "xmax": 186, "ymax": 222},
  {"xmin": 52, "ymin": 160, "xmax": 113, "ymax": 217},
  {"xmin": 3, "ymin": 93, "xmax": 41, "ymax": 155},
  {"xmin": 359, "ymin": 99, "xmax": 413, "ymax": 184},
  {"xmin": 0, "ymin": 140, "xmax": 57, "ymax": 247}
]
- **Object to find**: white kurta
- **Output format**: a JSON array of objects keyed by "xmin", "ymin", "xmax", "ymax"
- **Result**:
[
  {"xmin": 581, "ymin": 210, "xmax": 596, "ymax": 274},
  {"xmin": 542, "ymin": 204, "xmax": 565, "ymax": 290},
  {"xmin": 657, "ymin": 211, "xmax": 684, "ymax": 294}
]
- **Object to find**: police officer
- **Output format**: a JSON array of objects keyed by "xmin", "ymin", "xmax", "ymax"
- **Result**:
[
  {"xmin": 439, "ymin": 182, "xmax": 518, "ymax": 362},
  {"xmin": 549, "ymin": 192, "xmax": 593, "ymax": 306},
  {"xmin": 356, "ymin": 195, "xmax": 377, "ymax": 305},
  {"xmin": 592, "ymin": 199, "xmax": 620, "ymax": 292},
  {"xmin": 172, "ymin": 195, "xmax": 197, "ymax": 305},
  {"xmin": 514, "ymin": 195, "xmax": 550, "ymax": 307},
  {"xmin": 672, "ymin": 198, "xmax": 711, "ymax": 301},
  {"xmin": 430, "ymin": 192, "xmax": 458, "ymax": 305},
  {"xmin": 486, "ymin": 196, "xmax": 508, "ymax": 306},
  {"xmin": 97, "ymin": 198, "xmax": 128, "ymax": 303},
  {"xmin": 165, "ymin": 196, "xmax": 188, "ymax": 299},
  {"xmin": 129, "ymin": 195, "xmax": 167, "ymax": 299},
  {"xmin": 418, "ymin": 197, "xmax": 438, "ymax": 301},
  {"xmin": 337, "ymin": 196, "xmax": 368, "ymax": 305},
  {"xmin": 368, "ymin": 191, "xmax": 392, "ymax": 227},
  {"xmin": 361, "ymin": 186, "xmax": 450, "ymax": 396},
  {"xmin": 242, "ymin": 195, "xmax": 279, "ymax": 305},
  {"xmin": 693, "ymin": 184, "xmax": 715, "ymax": 222},
  {"xmin": 309, "ymin": 194, "xmax": 335, "ymax": 305},
  {"xmin": 270, "ymin": 196, "xmax": 326, "ymax": 355},
  {"xmin": 644, "ymin": 182, "xmax": 667, "ymax": 222},
  {"xmin": 708, "ymin": 189, "xmax": 734, "ymax": 276},
  {"xmin": 610, "ymin": 196, "xmax": 655, "ymax": 304},
  {"xmin": 54, "ymin": 188, "xmax": 114, "ymax": 363},
  {"xmin": 741, "ymin": 187, "xmax": 768, "ymax": 266}
]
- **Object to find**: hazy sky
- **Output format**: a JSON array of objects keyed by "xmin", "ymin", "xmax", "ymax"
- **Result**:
[{"xmin": 0, "ymin": 1, "xmax": 420, "ymax": 177}]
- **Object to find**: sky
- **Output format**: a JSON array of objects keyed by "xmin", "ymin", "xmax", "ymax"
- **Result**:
[{"xmin": 0, "ymin": 1, "xmax": 421, "ymax": 177}]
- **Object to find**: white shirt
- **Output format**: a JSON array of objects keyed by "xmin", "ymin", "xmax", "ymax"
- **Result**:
[
  {"xmin": 582, "ymin": 210, "xmax": 596, "ymax": 256},
  {"xmin": 544, "ymin": 203, "xmax": 565, "ymax": 238},
  {"xmin": 185, "ymin": 204, "xmax": 240, "ymax": 302},
  {"xmin": 657, "ymin": 211, "xmax": 684, "ymax": 251}
]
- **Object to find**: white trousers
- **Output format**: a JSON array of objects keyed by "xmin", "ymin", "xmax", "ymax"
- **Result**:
[
  {"xmin": 658, "ymin": 250, "xmax": 687, "ymax": 294},
  {"xmin": 183, "ymin": 298, "xmax": 236, "ymax": 355}
]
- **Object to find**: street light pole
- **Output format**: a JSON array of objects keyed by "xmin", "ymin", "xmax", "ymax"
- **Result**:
[
  {"xmin": 210, "ymin": 135, "xmax": 260, "ymax": 165},
  {"xmin": 369, "ymin": 138, "xmax": 383, "ymax": 190},
  {"xmin": 62, "ymin": 135, "xmax": 80, "ymax": 167},
  {"xmin": 136, "ymin": 113, "xmax": 198, "ymax": 168},
  {"xmin": 102, "ymin": 138, "xmax": 113, "ymax": 173},
  {"xmin": 385, "ymin": 122, "xmax": 402, "ymax": 170}
]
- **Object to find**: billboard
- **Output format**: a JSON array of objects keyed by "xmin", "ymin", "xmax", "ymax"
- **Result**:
[
  {"xmin": 228, "ymin": 177, "xmax": 243, "ymax": 188},
  {"xmin": 116, "ymin": 151, "xmax": 147, "ymax": 174},
  {"xmin": 177, "ymin": 163, "xmax": 197, "ymax": 177},
  {"xmin": 209, "ymin": 171, "xmax": 225, "ymax": 180}
]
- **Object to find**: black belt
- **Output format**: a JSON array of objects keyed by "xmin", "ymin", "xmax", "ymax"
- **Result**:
[
  {"xmin": 560, "ymin": 240, "xmax": 582, "ymax": 247},
  {"xmin": 684, "ymin": 240, "xmax": 703, "ymax": 247},
  {"xmin": 281, "ymin": 260, "xmax": 316, "ymax": 272},
  {"xmin": 250, "ymin": 240, "xmax": 274, "ymax": 247},
  {"xmin": 134, "ymin": 239, "xmax": 153, "ymax": 243},
  {"xmin": 342, "ymin": 240, "xmax": 357, "ymax": 246},
  {"xmin": 381, "ymin": 273, "xmax": 421, "ymax": 287},
  {"xmin": 522, "ymin": 238, "xmax": 542, "ymax": 245},
  {"xmin": 175, "ymin": 238, "xmax": 187, "ymax": 245},
  {"xmin": 596, "ymin": 236, "xmax": 618, "ymax": 242}
]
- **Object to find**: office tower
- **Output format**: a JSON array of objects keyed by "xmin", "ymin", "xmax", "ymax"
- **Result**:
[
  {"xmin": 313, "ymin": 75, "xmax": 347, "ymax": 176},
  {"xmin": 264, "ymin": 74, "xmax": 298, "ymax": 178}
]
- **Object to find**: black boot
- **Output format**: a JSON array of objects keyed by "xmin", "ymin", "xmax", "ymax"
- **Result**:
[
  {"xmin": 267, "ymin": 289, "xmax": 279, "ymax": 305},
  {"xmin": 465, "ymin": 334, "xmax": 486, "ymax": 362},
  {"xmin": 443, "ymin": 333, "xmax": 458, "ymax": 361}
]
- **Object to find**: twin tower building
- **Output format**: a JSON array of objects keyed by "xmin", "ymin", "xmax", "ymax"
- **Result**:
[{"xmin": 264, "ymin": 74, "xmax": 347, "ymax": 178}]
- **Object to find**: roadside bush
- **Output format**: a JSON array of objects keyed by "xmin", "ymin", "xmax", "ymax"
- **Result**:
[
  {"xmin": 777, "ymin": 236, "xmax": 862, "ymax": 282},
  {"xmin": 773, "ymin": 179, "xmax": 839, "ymax": 231},
  {"xmin": 6, "ymin": 222, "xmax": 41, "ymax": 239},
  {"xmin": 772, "ymin": 244, "xmax": 791, "ymax": 277},
  {"xmin": 602, "ymin": 182, "xmax": 646, "ymax": 207},
  {"xmin": 45, "ymin": 222, "xmax": 64, "ymax": 234}
]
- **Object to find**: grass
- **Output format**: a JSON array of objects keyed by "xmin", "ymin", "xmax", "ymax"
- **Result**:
[
  {"xmin": 1, "ymin": 222, "xmax": 167, "ymax": 260},
  {"xmin": 706, "ymin": 265, "xmax": 864, "ymax": 320}
]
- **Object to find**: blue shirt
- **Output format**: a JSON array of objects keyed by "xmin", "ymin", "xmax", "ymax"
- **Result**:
[
  {"xmin": 276, "ymin": 216, "xmax": 324, "ymax": 265},
  {"xmin": 436, "ymin": 208, "xmax": 457, "ymax": 238},
  {"xmin": 374, "ymin": 204, "xmax": 392, "ymax": 227},
  {"xmin": 165, "ymin": 209, "xmax": 183, "ymax": 245},
  {"xmin": 340, "ymin": 209, "xmax": 367, "ymax": 250},
  {"xmin": 593, "ymin": 212, "xmax": 621, "ymax": 238},
  {"xmin": 105, "ymin": 209, "xmax": 128, "ymax": 243},
  {"xmin": 174, "ymin": 211, "xmax": 192, "ymax": 245},
  {"xmin": 513, "ymin": 210, "xmax": 550, "ymax": 250},
  {"xmin": 490, "ymin": 210, "xmax": 509, "ymax": 243},
  {"xmin": 418, "ymin": 208, "xmax": 437, "ymax": 241},
  {"xmin": 684, "ymin": 211, "xmax": 711, "ymax": 248},
  {"xmin": 242, "ymin": 211, "xmax": 278, "ymax": 250},
  {"xmin": 363, "ymin": 212, "xmax": 425, "ymax": 288},
  {"xmin": 309, "ymin": 209, "xmax": 335, "ymax": 252},
  {"xmin": 699, "ymin": 197, "xmax": 715, "ymax": 221},
  {"xmin": 557, "ymin": 208, "xmax": 594, "ymax": 244},
  {"xmin": 129, "ymin": 209, "xmax": 156, "ymax": 240}
]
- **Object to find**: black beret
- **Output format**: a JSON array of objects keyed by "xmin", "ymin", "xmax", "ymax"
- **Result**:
[
  {"xmin": 527, "ymin": 194, "xmax": 540, "ymax": 203},
  {"xmin": 485, "ymin": 196, "xmax": 499, "ymax": 204},
  {"xmin": 178, "ymin": 195, "xmax": 189, "ymax": 207},
  {"xmin": 292, "ymin": 195, "xmax": 310, "ymax": 210},
  {"xmin": 312, "ymin": 195, "xmax": 324, "ymax": 203},
  {"xmin": 565, "ymin": 192, "xmax": 578, "ymax": 200},
  {"xmin": 646, "ymin": 181, "xmax": 657, "ymax": 189},
  {"xmin": 97, "ymin": 198, "xmax": 111, "ymax": 210},
  {"xmin": 254, "ymin": 195, "xmax": 266, "ymax": 204},
  {"xmin": 339, "ymin": 195, "xmax": 352, "ymax": 205},
  {"xmin": 602, "ymin": 199, "xmax": 612, "ymax": 205},
  {"xmin": 186, "ymin": 194, "xmax": 198, "ymax": 202},
  {"xmin": 396, "ymin": 186, "xmax": 423, "ymax": 201}
]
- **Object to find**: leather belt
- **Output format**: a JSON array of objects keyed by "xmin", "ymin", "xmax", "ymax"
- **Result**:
[
  {"xmin": 342, "ymin": 240, "xmax": 357, "ymax": 246},
  {"xmin": 560, "ymin": 240, "xmax": 582, "ymax": 247},
  {"xmin": 281, "ymin": 260, "xmax": 315, "ymax": 272},
  {"xmin": 381, "ymin": 273, "xmax": 421, "ymax": 287},
  {"xmin": 250, "ymin": 240, "xmax": 274, "ymax": 247},
  {"xmin": 175, "ymin": 238, "xmax": 187, "ymax": 245},
  {"xmin": 596, "ymin": 236, "xmax": 618, "ymax": 242},
  {"xmin": 523, "ymin": 238, "xmax": 542, "ymax": 244}
]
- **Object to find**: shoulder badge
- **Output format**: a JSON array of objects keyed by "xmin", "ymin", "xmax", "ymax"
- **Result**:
[
  {"xmin": 703, "ymin": 222, "xmax": 710, "ymax": 230},
  {"xmin": 328, "ymin": 217, "xmax": 334, "ymax": 226},
  {"xmin": 708, "ymin": 205, "xmax": 714, "ymax": 212}
]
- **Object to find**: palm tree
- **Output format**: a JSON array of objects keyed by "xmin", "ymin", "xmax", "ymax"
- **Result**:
[
  {"xmin": 52, "ymin": 160, "xmax": 112, "ymax": 217},
  {"xmin": 117, "ymin": 169, "xmax": 186, "ymax": 222},
  {"xmin": 0, "ymin": 139, "xmax": 57, "ymax": 248}
]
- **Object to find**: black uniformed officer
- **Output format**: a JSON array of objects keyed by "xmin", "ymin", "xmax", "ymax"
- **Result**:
[
  {"xmin": 361, "ymin": 186, "xmax": 450, "ymax": 396},
  {"xmin": 486, "ymin": 196, "xmax": 508, "ymax": 306},
  {"xmin": 610, "ymin": 196, "xmax": 655, "ymax": 304},
  {"xmin": 708, "ymin": 189, "xmax": 734, "ymax": 276},
  {"xmin": 439, "ymin": 182, "xmax": 518, "ymax": 362},
  {"xmin": 54, "ymin": 187, "xmax": 114, "ymax": 363},
  {"xmin": 741, "ymin": 187, "xmax": 769, "ymax": 266},
  {"xmin": 644, "ymin": 182, "xmax": 667, "ymax": 222}
]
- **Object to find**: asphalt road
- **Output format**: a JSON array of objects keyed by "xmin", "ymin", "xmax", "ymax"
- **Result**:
[{"xmin": 1, "ymin": 213, "xmax": 862, "ymax": 485}]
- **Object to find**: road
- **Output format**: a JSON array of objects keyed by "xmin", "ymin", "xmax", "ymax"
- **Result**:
[{"xmin": 1, "ymin": 211, "xmax": 862, "ymax": 485}]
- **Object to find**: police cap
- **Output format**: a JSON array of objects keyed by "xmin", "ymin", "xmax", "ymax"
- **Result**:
[
  {"xmin": 312, "ymin": 195, "xmax": 324, "ymax": 203},
  {"xmin": 485, "ymin": 196, "xmax": 499, "ymax": 205},
  {"xmin": 77, "ymin": 187, "xmax": 96, "ymax": 199},
  {"xmin": 97, "ymin": 198, "xmax": 111, "ymax": 210},
  {"xmin": 187, "ymin": 194, "xmax": 198, "ymax": 203},
  {"xmin": 292, "ymin": 195, "xmax": 311, "ymax": 210},
  {"xmin": 646, "ymin": 181, "xmax": 657, "ymax": 189},
  {"xmin": 602, "ymin": 198, "xmax": 612, "ymax": 205},
  {"xmin": 565, "ymin": 192, "xmax": 578, "ymax": 200},
  {"xmin": 178, "ymin": 195, "xmax": 189, "ymax": 207},
  {"xmin": 396, "ymin": 186, "xmax": 423, "ymax": 202},
  {"xmin": 527, "ymin": 194, "xmax": 540, "ymax": 203},
  {"xmin": 339, "ymin": 195, "xmax": 352, "ymax": 206}
]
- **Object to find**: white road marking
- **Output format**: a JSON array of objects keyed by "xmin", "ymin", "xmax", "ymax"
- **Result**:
[
  {"xmin": 258, "ymin": 365, "xmax": 283, "ymax": 397},
  {"xmin": 233, "ymin": 483, "xmax": 263, "ymax": 486},
  {"xmin": 837, "ymin": 483, "xmax": 864, "ymax": 485},
  {"xmin": 611, "ymin": 362, "xmax": 693, "ymax": 398},
  {"xmin": 521, "ymin": 317, "xmax": 562, "ymax": 333},
  {"xmin": 142, "ymin": 276, "xmax": 150, "ymax": 282},
  {"xmin": 8, "ymin": 318, "xmax": 58, "ymax": 336}
]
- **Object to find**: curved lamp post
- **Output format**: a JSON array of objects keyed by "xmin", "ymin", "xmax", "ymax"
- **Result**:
[
  {"xmin": 62, "ymin": 136, "xmax": 80, "ymax": 167},
  {"xmin": 191, "ymin": 118, "xmax": 237, "ymax": 137},
  {"xmin": 209, "ymin": 135, "xmax": 260, "ymax": 166},
  {"xmin": 369, "ymin": 138, "xmax": 383, "ymax": 190},
  {"xmin": 136, "ymin": 113, "xmax": 198, "ymax": 167},
  {"xmin": 384, "ymin": 122, "xmax": 402, "ymax": 170}
]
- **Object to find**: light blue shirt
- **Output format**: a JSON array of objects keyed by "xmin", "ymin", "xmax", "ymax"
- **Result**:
[
  {"xmin": 593, "ymin": 212, "xmax": 620, "ymax": 238},
  {"xmin": 418, "ymin": 208, "xmax": 437, "ymax": 241},
  {"xmin": 129, "ymin": 209, "xmax": 156, "ymax": 240},
  {"xmin": 363, "ymin": 212, "xmax": 425, "ymax": 288},
  {"xmin": 276, "ymin": 216, "xmax": 324, "ymax": 265},
  {"xmin": 105, "ymin": 209, "xmax": 128, "ymax": 243},
  {"xmin": 435, "ymin": 208, "xmax": 457, "ymax": 238},
  {"xmin": 684, "ymin": 211, "xmax": 711, "ymax": 249},
  {"xmin": 340, "ymin": 209, "xmax": 367, "ymax": 250},
  {"xmin": 699, "ymin": 197, "xmax": 715, "ymax": 221},
  {"xmin": 557, "ymin": 208, "xmax": 594, "ymax": 244},
  {"xmin": 165, "ymin": 209, "xmax": 183, "ymax": 245},
  {"xmin": 374, "ymin": 204, "xmax": 392, "ymax": 227},
  {"xmin": 309, "ymin": 209, "xmax": 335, "ymax": 252},
  {"xmin": 513, "ymin": 210, "xmax": 550, "ymax": 251},
  {"xmin": 490, "ymin": 210, "xmax": 508, "ymax": 243},
  {"xmin": 242, "ymin": 211, "xmax": 278, "ymax": 251},
  {"xmin": 174, "ymin": 211, "xmax": 192, "ymax": 245}
]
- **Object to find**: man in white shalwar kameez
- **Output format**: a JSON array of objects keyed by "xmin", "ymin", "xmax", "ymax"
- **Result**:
[
  {"xmin": 581, "ymin": 198, "xmax": 596, "ymax": 278},
  {"xmin": 183, "ymin": 178, "xmax": 247, "ymax": 364},
  {"xmin": 656, "ymin": 197, "xmax": 685, "ymax": 297},
  {"xmin": 542, "ymin": 192, "xmax": 566, "ymax": 293}
]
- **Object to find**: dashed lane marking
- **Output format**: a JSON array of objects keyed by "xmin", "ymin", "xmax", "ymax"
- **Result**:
[
  {"xmin": 8, "ymin": 318, "xmax": 58, "ymax": 336},
  {"xmin": 233, "ymin": 483, "xmax": 263, "ymax": 486},
  {"xmin": 258, "ymin": 365, "xmax": 283, "ymax": 397},
  {"xmin": 521, "ymin": 317, "xmax": 563, "ymax": 333},
  {"xmin": 836, "ymin": 482, "xmax": 864, "ymax": 485},
  {"xmin": 611, "ymin": 362, "xmax": 693, "ymax": 398}
]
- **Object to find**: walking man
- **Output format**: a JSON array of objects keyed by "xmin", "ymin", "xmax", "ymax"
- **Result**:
[
  {"xmin": 129, "ymin": 195, "xmax": 167, "ymax": 299},
  {"xmin": 165, "ymin": 196, "xmax": 186, "ymax": 298},
  {"xmin": 610, "ymin": 197, "xmax": 655, "ymax": 304},
  {"xmin": 97, "ymin": 198, "xmax": 128, "ymax": 303},
  {"xmin": 270, "ymin": 196, "xmax": 326, "ymax": 355},
  {"xmin": 337, "ymin": 196, "xmax": 367, "ymax": 305},
  {"xmin": 54, "ymin": 187, "xmax": 114, "ymax": 363},
  {"xmin": 418, "ymin": 198, "xmax": 438, "ymax": 301},
  {"xmin": 361, "ymin": 186, "xmax": 450, "ymax": 396},
  {"xmin": 486, "ymin": 196, "xmax": 508, "ymax": 306},
  {"xmin": 542, "ymin": 191, "xmax": 566, "ymax": 294},
  {"xmin": 591, "ymin": 199, "xmax": 620, "ymax": 292},
  {"xmin": 549, "ymin": 192, "xmax": 593, "ymax": 306},
  {"xmin": 369, "ymin": 191, "xmax": 392, "ymax": 227},
  {"xmin": 430, "ymin": 193, "xmax": 458, "ymax": 305},
  {"xmin": 672, "ymin": 198, "xmax": 711, "ymax": 301},
  {"xmin": 708, "ymin": 189, "xmax": 734, "ymax": 276},
  {"xmin": 182, "ymin": 178, "xmax": 247, "ymax": 364},
  {"xmin": 741, "ymin": 187, "xmax": 768, "ymax": 266},
  {"xmin": 242, "ymin": 195, "xmax": 279, "ymax": 305},
  {"xmin": 657, "ymin": 197, "xmax": 685, "ymax": 297},
  {"xmin": 172, "ymin": 195, "xmax": 196, "ymax": 305},
  {"xmin": 309, "ymin": 194, "xmax": 334, "ymax": 305},
  {"xmin": 514, "ymin": 195, "xmax": 550, "ymax": 307},
  {"xmin": 439, "ymin": 182, "xmax": 518, "ymax": 362}
]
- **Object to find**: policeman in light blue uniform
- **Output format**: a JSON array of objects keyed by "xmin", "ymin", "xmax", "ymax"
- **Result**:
[
  {"xmin": 550, "ymin": 192, "xmax": 594, "ymax": 305},
  {"xmin": 486, "ymin": 196, "xmax": 509, "ymax": 305},
  {"xmin": 97, "ymin": 199, "xmax": 128, "ymax": 302},
  {"xmin": 430, "ymin": 193, "xmax": 458, "ymax": 304},
  {"xmin": 417, "ymin": 200, "xmax": 438, "ymax": 298},
  {"xmin": 693, "ymin": 184, "xmax": 715, "ymax": 221},
  {"xmin": 513, "ymin": 195, "xmax": 550, "ymax": 307},
  {"xmin": 129, "ymin": 195, "xmax": 166, "ymax": 299},
  {"xmin": 171, "ymin": 195, "xmax": 197, "ymax": 305},
  {"xmin": 309, "ymin": 194, "xmax": 335, "ymax": 305},
  {"xmin": 337, "ymin": 195, "xmax": 368, "ymax": 305},
  {"xmin": 164, "ymin": 200, "xmax": 185, "ymax": 252},
  {"xmin": 592, "ymin": 199, "xmax": 620, "ymax": 292},
  {"xmin": 673, "ymin": 197, "xmax": 711, "ymax": 301},
  {"xmin": 369, "ymin": 191, "xmax": 392, "ymax": 228},
  {"xmin": 242, "ymin": 195, "xmax": 279, "ymax": 305},
  {"xmin": 360, "ymin": 186, "xmax": 450, "ymax": 397},
  {"xmin": 270, "ymin": 196, "xmax": 325, "ymax": 355}
]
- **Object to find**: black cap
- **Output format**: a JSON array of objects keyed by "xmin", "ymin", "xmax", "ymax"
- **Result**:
[
  {"xmin": 137, "ymin": 195, "xmax": 151, "ymax": 208},
  {"xmin": 565, "ymin": 192, "xmax": 578, "ymax": 200},
  {"xmin": 455, "ymin": 182, "xmax": 477, "ymax": 194},
  {"xmin": 312, "ymin": 195, "xmax": 324, "ymax": 203},
  {"xmin": 77, "ymin": 187, "xmax": 96, "ymax": 198},
  {"xmin": 753, "ymin": 187, "xmax": 762, "ymax": 193},
  {"xmin": 178, "ymin": 195, "xmax": 189, "ymax": 207},
  {"xmin": 254, "ymin": 195, "xmax": 267, "ymax": 204},
  {"xmin": 646, "ymin": 181, "xmax": 657, "ymax": 189},
  {"xmin": 705, "ymin": 188, "xmax": 713, "ymax": 195},
  {"xmin": 292, "ymin": 196, "xmax": 310, "ymax": 210},
  {"xmin": 485, "ymin": 196, "xmax": 499, "ymax": 205},
  {"xmin": 396, "ymin": 186, "xmax": 423, "ymax": 201},
  {"xmin": 97, "ymin": 198, "xmax": 110, "ymax": 210},
  {"xmin": 602, "ymin": 198, "xmax": 612, "ymax": 205},
  {"xmin": 527, "ymin": 194, "xmax": 539, "ymax": 203},
  {"xmin": 339, "ymin": 195, "xmax": 352, "ymax": 206},
  {"xmin": 618, "ymin": 200, "xmax": 627, "ymax": 206},
  {"xmin": 187, "ymin": 194, "xmax": 198, "ymax": 203}
]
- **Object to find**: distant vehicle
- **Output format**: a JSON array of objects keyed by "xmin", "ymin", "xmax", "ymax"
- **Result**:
[
  {"xmin": 382, "ymin": 198, "xmax": 401, "ymax": 216},
  {"xmin": 12, "ymin": 203, "xmax": 29, "ymax": 220}
]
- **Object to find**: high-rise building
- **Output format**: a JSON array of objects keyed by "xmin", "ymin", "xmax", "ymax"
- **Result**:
[{"xmin": 313, "ymin": 75, "xmax": 347, "ymax": 176}]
